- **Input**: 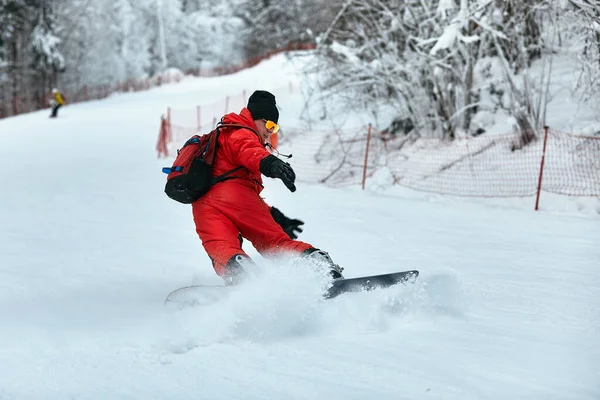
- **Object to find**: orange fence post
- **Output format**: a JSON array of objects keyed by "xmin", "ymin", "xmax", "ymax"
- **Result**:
[
  {"xmin": 362, "ymin": 124, "xmax": 373, "ymax": 191},
  {"xmin": 167, "ymin": 107, "xmax": 172, "ymax": 143},
  {"xmin": 156, "ymin": 115, "xmax": 169, "ymax": 158},
  {"xmin": 535, "ymin": 126, "xmax": 550, "ymax": 211}
]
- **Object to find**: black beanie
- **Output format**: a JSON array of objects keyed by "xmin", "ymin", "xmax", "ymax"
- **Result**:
[{"xmin": 247, "ymin": 90, "xmax": 279, "ymax": 123}]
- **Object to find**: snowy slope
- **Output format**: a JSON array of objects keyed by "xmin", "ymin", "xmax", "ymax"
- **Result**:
[{"xmin": 0, "ymin": 54, "xmax": 599, "ymax": 400}]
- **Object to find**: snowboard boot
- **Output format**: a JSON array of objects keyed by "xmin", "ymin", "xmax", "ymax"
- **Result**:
[
  {"xmin": 221, "ymin": 254, "xmax": 252, "ymax": 285},
  {"xmin": 301, "ymin": 248, "xmax": 344, "ymax": 280}
]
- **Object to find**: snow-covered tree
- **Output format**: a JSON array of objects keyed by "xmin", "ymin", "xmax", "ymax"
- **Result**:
[
  {"xmin": 159, "ymin": 0, "xmax": 202, "ymax": 72},
  {"xmin": 0, "ymin": 0, "xmax": 65, "ymax": 113},
  {"xmin": 2, "ymin": 0, "xmax": 329, "ymax": 116},
  {"xmin": 310, "ymin": 0, "xmax": 554, "ymax": 140},
  {"xmin": 31, "ymin": 4, "xmax": 65, "ymax": 99},
  {"xmin": 562, "ymin": 0, "xmax": 600, "ymax": 106},
  {"xmin": 52, "ymin": 0, "xmax": 241, "ymax": 86},
  {"xmin": 235, "ymin": 0, "xmax": 342, "ymax": 59},
  {"xmin": 0, "ymin": 1, "xmax": 8, "ymax": 68}
]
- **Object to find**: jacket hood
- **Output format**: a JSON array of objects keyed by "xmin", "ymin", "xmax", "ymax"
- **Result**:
[
  {"xmin": 221, "ymin": 108, "xmax": 263, "ymax": 144},
  {"xmin": 222, "ymin": 108, "xmax": 257, "ymax": 128}
]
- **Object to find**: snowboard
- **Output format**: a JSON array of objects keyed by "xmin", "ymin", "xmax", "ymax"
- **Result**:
[
  {"xmin": 165, "ymin": 270, "xmax": 419, "ymax": 307},
  {"xmin": 164, "ymin": 284, "xmax": 230, "ymax": 308},
  {"xmin": 325, "ymin": 270, "xmax": 419, "ymax": 299}
]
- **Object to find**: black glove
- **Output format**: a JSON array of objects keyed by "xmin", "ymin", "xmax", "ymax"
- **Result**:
[
  {"xmin": 259, "ymin": 154, "xmax": 296, "ymax": 192},
  {"xmin": 270, "ymin": 206, "xmax": 304, "ymax": 239}
]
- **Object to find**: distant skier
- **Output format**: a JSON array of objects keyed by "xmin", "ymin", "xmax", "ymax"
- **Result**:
[
  {"xmin": 49, "ymin": 88, "xmax": 65, "ymax": 118},
  {"xmin": 192, "ymin": 90, "xmax": 344, "ymax": 284}
]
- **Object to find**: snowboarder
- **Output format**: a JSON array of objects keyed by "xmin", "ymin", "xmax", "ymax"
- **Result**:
[
  {"xmin": 49, "ymin": 88, "xmax": 65, "ymax": 118},
  {"xmin": 192, "ymin": 90, "xmax": 344, "ymax": 284}
]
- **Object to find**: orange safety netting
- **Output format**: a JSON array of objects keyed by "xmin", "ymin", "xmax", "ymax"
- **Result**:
[{"xmin": 159, "ymin": 112, "xmax": 600, "ymax": 198}]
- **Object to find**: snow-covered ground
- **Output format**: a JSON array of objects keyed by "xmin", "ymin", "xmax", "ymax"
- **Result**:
[{"xmin": 0, "ymin": 54, "xmax": 598, "ymax": 399}]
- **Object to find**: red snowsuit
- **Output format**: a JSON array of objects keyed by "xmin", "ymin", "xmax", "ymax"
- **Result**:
[{"xmin": 192, "ymin": 108, "xmax": 312, "ymax": 277}]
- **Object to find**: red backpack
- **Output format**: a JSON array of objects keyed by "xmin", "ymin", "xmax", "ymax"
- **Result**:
[{"xmin": 162, "ymin": 123, "xmax": 249, "ymax": 204}]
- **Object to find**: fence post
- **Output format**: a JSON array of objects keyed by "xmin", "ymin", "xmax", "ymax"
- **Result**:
[
  {"xmin": 157, "ymin": 115, "xmax": 169, "ymax": 158},
  {"xmin": 167, "ymin": 107, "xmax": 172, "ymax": 143},
  {"xmin": 197, "ymin": 106, "xmax": 201, "ymax": 132},
  {"xmin": 224, "ymin": 96, "xmax": 230, "ymax": 114},
  {"xmin": 362, "ymin": 124, "xmax": 373, "ymax": 190},
  {"xmin": 535, "ymin": 126, "xmax": 550, "ymax": 211}
]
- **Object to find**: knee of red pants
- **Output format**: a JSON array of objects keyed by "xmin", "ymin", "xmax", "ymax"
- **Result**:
[
  {"xmin": 234, "ymin": 208, "xmax": 314, "ymax": 257},
  {"xmin": 193, "ymin": 201, "xmax": 245, "ymax": 277}
]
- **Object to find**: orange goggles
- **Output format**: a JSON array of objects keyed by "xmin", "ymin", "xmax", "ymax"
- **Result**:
[{"xmin": 263, "ymin": 119, "xmax": 280, "ymax": 134}]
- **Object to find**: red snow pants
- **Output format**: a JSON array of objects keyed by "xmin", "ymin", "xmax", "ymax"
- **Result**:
[{"xmin": 192, "ymin": 180, "xmax": 313, "ymax": 277}]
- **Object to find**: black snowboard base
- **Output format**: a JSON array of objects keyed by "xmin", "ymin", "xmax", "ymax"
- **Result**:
[
  {"xmin": 326, "ymin": 270, "xmax": 419, "ymax": 299},
  {"xmin": 165, "ymin": 270, "xmax": 420, "ymax": 307}
]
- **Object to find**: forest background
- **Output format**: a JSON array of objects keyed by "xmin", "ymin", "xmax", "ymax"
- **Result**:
[{"xmin": 1, "ymin": 0, "xmax": 599, "ymax": 139}]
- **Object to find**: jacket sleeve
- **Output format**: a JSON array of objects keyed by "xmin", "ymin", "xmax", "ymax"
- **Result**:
[{"xmin": 227, "ymin": 128, "xmax": 271, "ymax": 173}]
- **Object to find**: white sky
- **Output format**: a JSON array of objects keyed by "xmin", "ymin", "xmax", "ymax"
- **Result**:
[{"xmin": 0, "ymin": 53, "xmax": 598, "ymax": 399}]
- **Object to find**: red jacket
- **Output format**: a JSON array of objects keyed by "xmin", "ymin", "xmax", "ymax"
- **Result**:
[
  {"xmin": 192, "ymin": 108, "xmax": 314, "ymax": 274},
  {"xmin": 212, "ymin": 108, "xmax": 271, "ymax": 194}
]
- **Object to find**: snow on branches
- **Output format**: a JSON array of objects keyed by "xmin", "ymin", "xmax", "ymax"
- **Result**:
[{"xmin": 311, "ymin": 0, "xmax": 561, "ymax": 141}]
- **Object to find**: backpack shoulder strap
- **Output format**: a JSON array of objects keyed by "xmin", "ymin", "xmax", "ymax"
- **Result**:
[
  {"xmin": 211, "ymin": 166, "xmax": 244, "ymax": 184},
  {"xmin": 207, "ymin": 122, "xmax": 260, "ymax": 183}
]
